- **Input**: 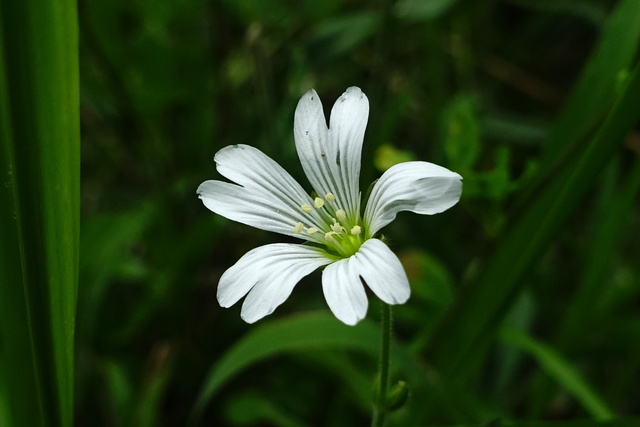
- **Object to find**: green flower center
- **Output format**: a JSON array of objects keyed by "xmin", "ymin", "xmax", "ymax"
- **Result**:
[{"xmin": 294, "ymin": 192, "xmax": 364, "ymax": 258}]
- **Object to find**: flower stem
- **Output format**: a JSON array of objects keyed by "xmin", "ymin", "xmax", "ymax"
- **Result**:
[{"xmin": 372, "ymin": 302, "xmax": 392, "ymax": 427}]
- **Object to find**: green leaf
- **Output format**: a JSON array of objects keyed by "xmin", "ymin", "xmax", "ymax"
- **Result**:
[
  {"xmin": 556, "ymin": 159, "xmax": 640, "ymax": 348},
  {"xmin": 525, "ymin": 157, "xmax": 640, "ymax": 417},
  {"xmin": 188, "ymin": 313, "xmax": 383, "ymax": 424},
  {"xmin": 500, "ymin": 329, "xmax": 614, "ymax": 420},
  {"xmin": 540, "ymin": 0, "xmax": 640, "ymax": 166},
  {"xmin": 189, "ymin": 312, "xmax": 474, "ymax": 426},
  {"xmin": 427, "ymin": 30, "xmax": 640, "ymax": 388},
  {"xmin": 0, "ymin": 0, "xmax": 80, "ymax": 426}
]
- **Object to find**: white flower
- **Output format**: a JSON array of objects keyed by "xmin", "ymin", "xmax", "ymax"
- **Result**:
[{"xmin": 197, "ymin": 87, "xmax": 462, "ymax": 325}]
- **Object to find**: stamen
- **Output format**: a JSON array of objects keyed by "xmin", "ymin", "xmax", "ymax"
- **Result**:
[{"xmin": 299, "ymin": 189, "xmax": 363, "ymax": 256}]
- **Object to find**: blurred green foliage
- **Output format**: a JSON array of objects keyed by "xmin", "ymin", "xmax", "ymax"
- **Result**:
[{"xmin": 73, "ymin": 0, "xmax": 640, "ymax": 425}]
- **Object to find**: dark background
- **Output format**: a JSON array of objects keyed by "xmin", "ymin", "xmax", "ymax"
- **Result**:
[{"xmin": 76, "ymin": 0, "xmax": 640, "ymax": 425}]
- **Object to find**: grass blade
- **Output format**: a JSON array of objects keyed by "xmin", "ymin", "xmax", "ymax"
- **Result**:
[
  {"xmin": 555, "ymin": 158, "xmax": 640, "ymax": 348},
  {"xmin": 427, "ymin": 57, "xmax": 640, "ymax": 384},
  {"xmin": 0, "ymin": 0, "xmax": 80, "ymax": 425},
  {"xmin": 540, "ymin": 0, "xmax": 640, "ymax": 166},
  {"xmin": 500, "ymin": 328, "xmax": 614, "ymax": 420}
]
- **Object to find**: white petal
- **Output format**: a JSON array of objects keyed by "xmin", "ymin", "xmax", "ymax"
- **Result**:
[
  {"xmin": 197, "ymin": 145, "xmax": 327, "ymax": 241},
  {"xmin": 322, "ymin": 257, "xmax": 368, "ymax": 325},
  {"xmin": 198, "ymin": 180, "xmax": 313, "ymax": 241},
  {"xmin": 351, "ymin": 239, "xmax": 410, "ymax": 305},
  {"xmin": 294, "ymin": 88, "xmax": 368, "ymax": 220},
  {"xmin": 328, "ymin": 86, "xmax": 369, "ymax": 219},
  {"xmin": 364, "ymin": 161, "xmax": 462, "ymax": 237},
  {"xmin": 214, "ymin": 144, "xmax": 307, "ymax": 199},
  {"xmin": 214, "ymin": 144, "xmax": 319, "ymax": 220},
  {"xmin": 216, "ymin": 243, "xmax": 332, "ymax": 323},
  {"xmin": 294, "ymin": 89, "xmax": 336, "ymax": 199}
]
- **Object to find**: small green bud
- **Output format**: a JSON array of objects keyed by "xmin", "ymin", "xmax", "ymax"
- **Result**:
[{"xmin": 386, "ymin": 380, "xmax": 409, "ymax": 411}]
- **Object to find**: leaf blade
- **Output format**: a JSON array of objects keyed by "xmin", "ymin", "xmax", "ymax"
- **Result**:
[
  {"xmin": 0, "ymin": 0, "xmax": 79, "ymax": 425},
  {"xmin": 428, "ymin": 42, "xmax": 640, "ymax": 385},
  {"xmin": 500, "ymin": 328, "xmax": 614, "ymax": 420}
]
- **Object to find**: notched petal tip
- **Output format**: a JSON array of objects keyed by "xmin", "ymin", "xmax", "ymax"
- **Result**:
[
  {"xmin": 294, "ymin": 89, "xmax": 327, "ymax": 131},
  {"xmin": 213, "ymin": 143, "xmax": 251, "ymax": 167},
  {"xmin": 296, "ymin": 89, "xmax": 321, "ymax": 111},
  {"xmin": 343, "ymin": 86, "xmax": 364, "ymax": 98},
  {"xmin": 304, "ymin": 88, "xmax": 319, "ymax": 100},
  {"xmin": 330, "ymin": 86, "xmax": 370, "ymax": 128},
  {"xmin": 337, "ymin": 86, "xmax": 368, "ymax": 106},
  {"xmin": 196, "ymin": 180, "xmax": 215, "ymax": 197},
  {"xmin": 296, "ymin": 89, "xmax": 323, "ymax": 110}
]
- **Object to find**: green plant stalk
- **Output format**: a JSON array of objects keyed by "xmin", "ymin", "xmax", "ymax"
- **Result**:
[{"xmin": 372, "ymin": 302, "xmax": 392, "ymax": 427}]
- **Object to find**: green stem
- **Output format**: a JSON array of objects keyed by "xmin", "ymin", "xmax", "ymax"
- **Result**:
[{"xmin": 372, "ymin": 302, "xmax": 392, "ymax": 427}]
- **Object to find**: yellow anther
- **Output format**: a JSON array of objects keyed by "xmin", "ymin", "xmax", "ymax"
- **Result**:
[
  {"xmin": 293, "ymin": 222, "xmax": 304, "ymax": 233},
  {"xmin": 314, "ymin": 197, "xmax": 325, "ymax": 208},
  {"xmin": 325, "ymin": 193, "xmax": 336, "ymax": 202},
  {"xmin": 324, "ymin": 232, "xmax": 335, "ymax": 241},
  {"xmin": 307, "ymin": 227, "xmax": 319, "ymax": 235},
  {"xmin": 350, "ymin": 225, "xmax": 362, "ymax": 235},
  {"xmin": 331, "ymin": 222, "xmax": 343, "ymax": 233},
  {"xmin": 335, "ymin": 209, "xmax": 346, "ymax": 221},
  {"xmin": 301, "ymin": 204, "xmax": 312, "ymax": 213}
]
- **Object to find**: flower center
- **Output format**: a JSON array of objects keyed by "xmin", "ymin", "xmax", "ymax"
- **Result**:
[{"xmin": 293, "ymin": 192, "xmax": 364, "ymax": 258}]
